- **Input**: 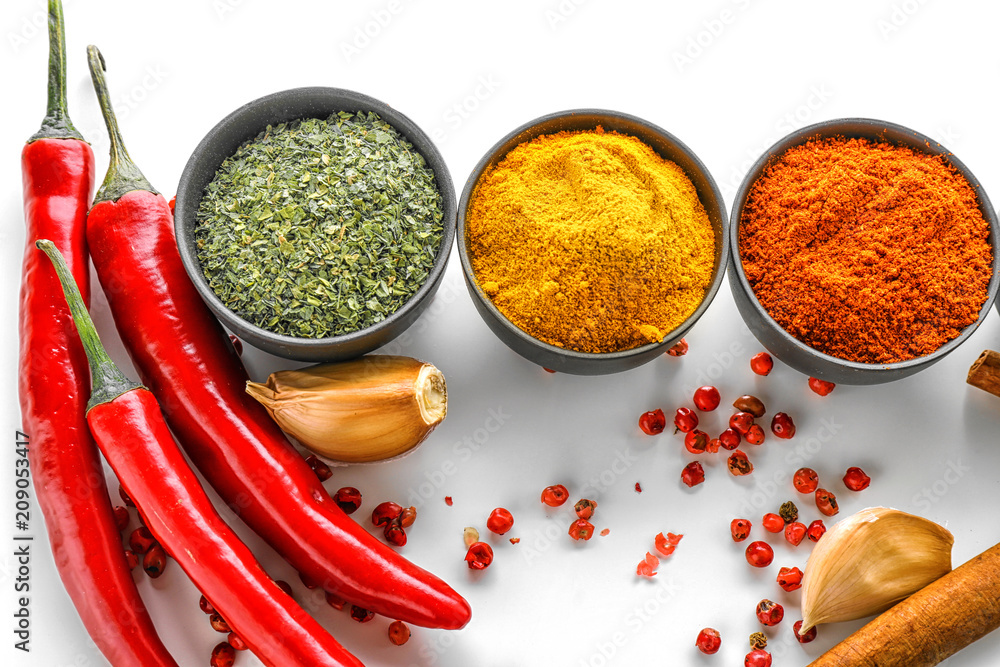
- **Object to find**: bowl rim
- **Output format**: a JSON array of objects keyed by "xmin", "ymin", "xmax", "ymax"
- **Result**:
[
  {"xmin": 174, "ymin": 85, "xmax": 457, "ymax": 353},
  {"xmin": 729, "ymin": 116, "xmax": 1000, "ymax": 372},
  {"xmin": 456, "ymin": 107, "xmax": 730, "ymax": 363}
]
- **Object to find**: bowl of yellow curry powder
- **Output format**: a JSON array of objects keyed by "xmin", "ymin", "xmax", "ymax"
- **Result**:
[{"xmin": 458, "ymin": 109, "xmax": 728, "ymax": 375}]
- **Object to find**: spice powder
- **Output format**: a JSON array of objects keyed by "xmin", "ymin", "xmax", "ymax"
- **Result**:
[
  {"xmin": 465, "ymin": 127, "xmax": 716, "ymax": 354},
  {"xmin": 739, "ymin": 136, "xmax": 993, "ymax": 364}
]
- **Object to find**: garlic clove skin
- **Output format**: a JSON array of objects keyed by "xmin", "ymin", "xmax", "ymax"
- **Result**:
[
  {"xmin": 246, "ymin": 355, "xmax": 447, "ymax": 463},
  {"xmin": 800, "ymin": 507, "xmax": 953, "ymax": 633}
]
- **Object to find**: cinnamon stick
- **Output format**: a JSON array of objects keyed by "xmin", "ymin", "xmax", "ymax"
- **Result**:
[
  {"xmin": 808, "ymin": 541, "xmax": 1000, "ymax": 666},
  {"xmin": 967, "ymin": 350, "xmax": 1000, "ymax": 398}
]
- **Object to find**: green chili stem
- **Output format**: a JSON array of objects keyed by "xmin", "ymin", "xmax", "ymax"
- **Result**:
[
  {"xmin": 86, "ymin": 45, "xmax": 157, "ymax": 203},
  {"xmin": 29, "ymin": 0, "xmax": 84, "ymax": 142},
  {"xmin": 35, "ymin": 239, "xmax": 141, "ymax": 411}
]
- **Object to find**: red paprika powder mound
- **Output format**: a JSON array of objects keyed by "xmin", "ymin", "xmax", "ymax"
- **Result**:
[{"xmin": 739, "ymin": 136, "xmax": 993, "ymax": 364}]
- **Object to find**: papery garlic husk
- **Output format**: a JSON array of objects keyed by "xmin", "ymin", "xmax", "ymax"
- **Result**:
[
  {"xmin": 246, "ymin": 355, "xmax": 447, "ymax": 463},
  {"xmin": 800, "ymin": 507, "xmax": 953, "ymax": 633}
]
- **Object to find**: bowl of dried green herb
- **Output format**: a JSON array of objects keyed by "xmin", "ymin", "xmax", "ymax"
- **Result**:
[
  {"xmin": 457, "ymin": 109, "xmax": 729, "ymax": 375},
  {"xmin": 175, "ymin": 87, "xmax": 455, "ymax": 361},
  {"xmin": 730, "ymin": 117, "xmax": 1000, "ymax": 384}
]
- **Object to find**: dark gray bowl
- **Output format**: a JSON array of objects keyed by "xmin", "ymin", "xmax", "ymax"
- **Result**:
[
  {"xmin": 457, "ymin": 109, "xmax": 729, "ymax": 375},
  {"xmin": 729, "ymin": 117, "xmax": 1000, "ymax": 385},
  {"xmin": 175, "ymin": 87, "xmax": 456, "ymax": 362}
]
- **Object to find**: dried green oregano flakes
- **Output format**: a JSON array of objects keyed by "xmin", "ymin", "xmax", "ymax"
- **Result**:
[{"xmin": 193, "ymin": 111, "xmax": 444, "ymax": 338}]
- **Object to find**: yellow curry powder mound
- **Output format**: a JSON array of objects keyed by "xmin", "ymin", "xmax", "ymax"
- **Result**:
[{"xmin": 465, "ymin": 127, "xmax": 716, "ymax": 354}]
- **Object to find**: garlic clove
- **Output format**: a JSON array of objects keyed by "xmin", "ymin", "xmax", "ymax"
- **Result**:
[
  {"xmin": 800, "ymin": 507, "xmax": 953, "ymax": 633},
  {"xmin": 246, "ymin": 355, "xmax": 447, "ymax": 463}
]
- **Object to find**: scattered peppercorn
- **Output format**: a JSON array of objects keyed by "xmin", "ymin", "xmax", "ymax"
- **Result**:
[
  {"xmin": 684, "ymin": 429, "xmax": 709, "ymax": 454},
  {"xmin": 638, "ymin": 408, "xmax": 667, "ymax": 435},
  {"xmin": 332, "ymin": 487, "xmax": 362, "ymax": 514},
  {"xmin": 793, "ymin": 620, "xmax": 817, "ymax": 643},
  {"xmin": 541, "ymin": 484, "xmax": 570, "ymax": 507},
  {"xmin": 696, "ymin": 628, "xmax": 722, "ymax": 654},
  {"xmin": 388, "ymin": 620, "xmax": 410, "ymax": 646},
  {"xmin": 808, "ymin": 377, "xmax": 836, "ymax": 396},
  {"xmin": 784, "ymin": 521, "xmax": 807, "ymax": 546},
  {"xmin": 778, "ymin": 501, "xmax": 798, "ymax": 523},
  {"xmin": 745, "ymin": 541, "xmax": 774, "ymax": 568},
  {"xmin": 573, "ymin": 499, "xmax": 597, "ymax": 520},
  {"xmin": 693, "ymin": 385, "xmax": 721, "ymax": 411},
  {"xmin": 750, "ymin": 352, "xmax": 773, "ymax": 375},
  {"xmin": 681, "ymin": 461, "xmax": 705, "ymax": 487},
  {"xmin": 815, "ymin": 488, "xmax": 839, "ymax": 516},
  {"xmin": 756, "ymin": 599, "xmax": 784, "ymax": 626},
  {"xmin": 731, "ymin": 518, "xmax": 752, "ymax": 542},
  {"xmin": 807, "ymin": 519, "xmax": 827, "ymax": 542},
  {"xmin": 568, "ymin": 519, "xmax": 595, "ymax": 541},
  {"xmin": 770, "ymin": 412, "xmax": 796, "ymax": 439},
  {"xmin": 728, "ymin": 451, "xmax": 754, "ymax": 476},
  {"xmin": 673, "ymin": 407, "xmax": 699, "ymax": 433},
  {"xmin": 487, "ymin": 507, "xmax": 515, "ymax": 534},
  {"xmin": 761, "ymin": 513, "xmax": 784, "ymax": 533},
  {"xmin": 844, "ymin": 466, "xmax": 872, "ymax": 491},
  {"xmin": 733, "ymin": 394, "xmax": 766, "ymax": 418},
  {"xmin": 777, "ymin": 566, "xmax": 804, "ymax": 592},
  {"xmin": 749, "ymin": 631, "xmax": 767, "ymax": 650},
  {"xmin": 666, "ymin": 339, "xmax": 688, "ymax": 356},
  {"xmin": 793, "ymin": 467, "xmax": 819, "ymax": 494}
]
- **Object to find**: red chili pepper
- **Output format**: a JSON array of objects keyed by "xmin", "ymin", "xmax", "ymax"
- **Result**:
[
  {"xmin": 83, "ymin": 47, "xmax": 470, "ymax": 629},
  {"xmin": 17, "ymin": 4, "xmax": 175, "ymax": 665},
  {"xmin": 39, "ymin": 239, "xmax": 364, "ymax": 667}
]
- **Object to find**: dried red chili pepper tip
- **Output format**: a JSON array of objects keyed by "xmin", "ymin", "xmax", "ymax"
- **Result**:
[
  {"xmin": 844, "ymin": 466, "xmax": 872, "ymax": 491},
  {"xmin": 745, "ymin": 648, "xmax": 772, "ymax": 667},
  {"xmin": 388, "ymin": 620, "xmax": 410, "ymax": 646},
  {"xmin": 750, "ymin": 352, "xmax": 773, "ymax": 376},
  {"xmin": 673, "ymin": 407, "xmax": 698, "ymax": 433},
  {"xmin": 745, "ymin": 541, "xmax": 773, "ymax": 568},
  {"xmin": 755, "ymin": 599, "xmax": 784, "ymax": 626},
  {"xmin": 761, "ymin": 513, "xmax": 783, "ymax": 533},
  {"xmin": 465, "ymin": 542, "xmax": 494, "ymax": 570},
  {"xmin": 793, "ymin": 620, "xmax": 817, "ymax": 644},
  {"xmin": 210, "ymin": 642, "xmax": 236, "ymax": 667},
  {"xmin": 350, "ymin": 606, "xmax": 376, "ymax": 623},
  {"xmin": 770, "ymin": 412, "xmax": 796, "ymax": 439},
  {"xmin": 666, "ymin": 338, "xmax": 688, "ymax": 356},
  {"xmin": 638, "ymin": 408, "xmax": 667, "ymax": 435},
  {"xmin": 695, "ymin": 628, "xmax": 721, "ymax": 654},
  {"xmin": 572, "ymin": 500, "xmax": 596, "ymax": 521},
  {"xmin": 808, "ymin": 376, "xmax": 836, "ymax": 396},
  {"xmin": 815, "ymin": 488, "xmax": 840, "ymax": 516},
  {"xmin": 693, "ymin": 385, "xmax": 721, "ymax": 412},
  {"xmin": 541, "ymin": 484, "xmax": 570, "ymax": 507},
  {"xmin": 331, "ymin": 486, "xmax": 362, "ymax": 514},
  {"xmin": 730, "ymin": 518, "xmax": 752, "ymax": 542},
  {"xmin": 371, "ymin": 501, "xmax": 403, "ymax": 527},
  {"xmin": 304, "ymin": 454, "xmax": 332, "ymax": 481},
  {"xmin": 793, "ymin": 467, "xmax": 819, "ymax": 493},
  {"xmin": 777, "ymin": 566, "xmax": 804, "ymax": 592},
  {"xmin": 727, "ymin": 450, "xmax": 754, "ymax": 476},
  {"xmin": 681, "ymin": 461, "xmax": 705, "ymax": 487},
  {"xmin": 568, "ymin": 519, "xmax": 595, "ymax": 541}
]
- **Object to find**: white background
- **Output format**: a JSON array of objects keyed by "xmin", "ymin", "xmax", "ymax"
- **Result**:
[{"xmin": 3, "ymin": 0, "xmax": 1000, "ymax": 666}]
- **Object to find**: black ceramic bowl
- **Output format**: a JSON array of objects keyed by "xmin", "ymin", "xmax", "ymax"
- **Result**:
[
  {"xmin": 175, "ymin": 87, "xmax": 456, "ymax": 362},
  {"xmin": 457, "ymin": 109, "xmax": 729, "ymax": 375},
  {"xmin": 729, "ymin": 118, "xmax": 1000, "ymax": 385}
]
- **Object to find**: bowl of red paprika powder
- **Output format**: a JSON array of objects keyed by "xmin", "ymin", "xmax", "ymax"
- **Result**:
[
  {"xmin": 458, "ymin": 109, "xmax": 729, "ymax": 375},
  {"xmin": 730, "ymin": 118, "xmax": 1000, "ymax": 384}
]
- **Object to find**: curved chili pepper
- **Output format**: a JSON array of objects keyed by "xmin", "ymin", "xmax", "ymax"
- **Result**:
[
  {"xmin": 39, "ymin": 239, "xmax": 365, "ymax": 667},
  {"xmin": 17, "ymin": 4, "xmax": 176, "ymax": 665},
  {"xmin": 83, "ymin": 47, "xmax": 471, "ymax": 629}
]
